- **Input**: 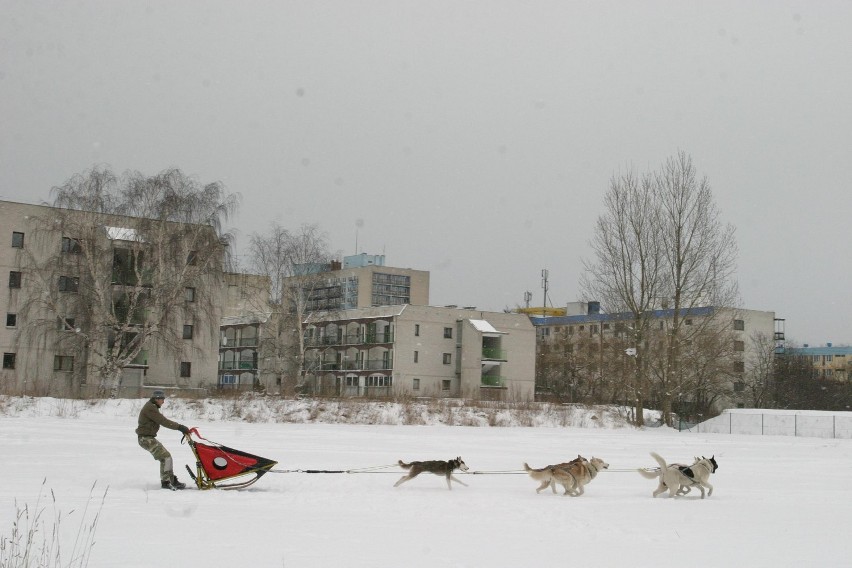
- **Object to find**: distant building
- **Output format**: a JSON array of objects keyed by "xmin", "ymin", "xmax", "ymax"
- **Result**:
[
  {"xmin": 791, "ymin": 344, "xmax": 852, "ymax": 381},
  {"xmin": 529, "ymin": 301, "xmax": 780, "ymax": 411},
  {"xmin": 301, "ymin": 305, "xmax": 535, "ymax": 400},
  {"xmin": 291, "ymin": 253, "xmax": 429, "ymax": 311}
]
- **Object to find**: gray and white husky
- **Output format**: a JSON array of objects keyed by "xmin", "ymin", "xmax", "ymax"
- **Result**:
[{"xmin": 394, "ymin": 457, "xmax": 470, "ymax": 490}]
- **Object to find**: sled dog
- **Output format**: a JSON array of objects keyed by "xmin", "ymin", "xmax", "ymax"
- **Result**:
[
  {"xmin": 524, "ymin": 455, "xmax": 609, "ymax": 496},
  {"xmin": 638, "ymin": 452, "xmax": 718, "ymax": 498},
  {"xmin": 523, "ymin": 455, "xmax": 585, "ymax": 494},
  {"xmin": 394, "ymin": 457, "xmax": 470, "ymax": 490},
  {"xmin": 549, "ymin": 456, "xmax": 609, "ymax": 496}
]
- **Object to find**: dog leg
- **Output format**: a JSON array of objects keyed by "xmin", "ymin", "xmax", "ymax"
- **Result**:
[
  {"xmin": 705, "ymin": 482, "xmax": 713, "ymax": 497},
  {"xmin": 534, "ymin": 480, "xmax": 551, "ymax": 494},
  {"xmin": 449, "ymin": 474, "xmax": 468, "ymax": 488},
  {"xmin": 394, "ymin": 474, "xmax": 413, "ymax": 487}
]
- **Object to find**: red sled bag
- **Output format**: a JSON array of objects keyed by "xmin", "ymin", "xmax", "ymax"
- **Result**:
[{"xmin": 183, "ymin": 428, "xmax": 278, "ymax": 490}]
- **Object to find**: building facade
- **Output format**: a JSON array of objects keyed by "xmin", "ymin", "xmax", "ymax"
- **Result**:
[
  {"xmin": 296, "ymin": 253, "xmax": 429, "ymax": 311},
  {"xmin": 530, "ymin": 301, "xmax": 780, "ymax": 412},
  {"xmin": 792, "ymin": 344, "xmax": 852, "ymax": 381},
  {"xmin": 301, "ymin": 305, "xmax": 536, "ymax": 400},
  {"xmin": 1, "ymin": 200, "xmax": 224, "ymax": 397}
]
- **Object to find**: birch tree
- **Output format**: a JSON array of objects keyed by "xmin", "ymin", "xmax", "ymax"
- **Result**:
[
  {"xmin": 248, "ymin": 223, "xmax": 333, "ymax": 394},
  {"xmin": 22, "ymin": 167, "xmax": 239, "ymax": 396}
]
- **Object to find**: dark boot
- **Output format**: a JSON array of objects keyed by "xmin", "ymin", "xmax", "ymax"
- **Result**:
[
  {"xmin": 161, "ymin": 479, "xmax": 176, "ymax": 490},
  {"xmin": 170, "ymin": 475, "xmax": 186, "ymax": 490}
]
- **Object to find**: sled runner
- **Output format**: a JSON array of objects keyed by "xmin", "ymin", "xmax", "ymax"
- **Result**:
[{"xmin": 183, "ymin": 428, "xmax": 278, "ymax": 490}]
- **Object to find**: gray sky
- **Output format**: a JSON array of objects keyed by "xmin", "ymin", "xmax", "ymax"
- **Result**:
[{"xmin": 2, "ymin": 1, "xmax": 850, "ymax": 345}]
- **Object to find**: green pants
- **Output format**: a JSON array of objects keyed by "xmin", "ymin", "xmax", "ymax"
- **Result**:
[{"xmin": 138, "ymin": 436, "xmax": 173, "ymax": 483}]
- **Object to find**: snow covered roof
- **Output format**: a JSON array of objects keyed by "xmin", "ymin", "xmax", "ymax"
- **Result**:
[
  {"xmin": 221, "ymin": 312, "xmax": 272, "ymax": 326},
  {"xmin": 468, "ymin": 319, "xmax": 506, "ymax": 336},
  {"xmin": 104, "ymin": 226, "xmax": 144, "ymax": 242}
]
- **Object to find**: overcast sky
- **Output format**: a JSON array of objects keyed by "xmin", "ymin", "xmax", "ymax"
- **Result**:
[{"xmin": 2, "ymin": 1, "xmax": 850, "ymax": 345}]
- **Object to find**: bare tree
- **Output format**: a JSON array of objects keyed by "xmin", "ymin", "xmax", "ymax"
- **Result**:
[
  {"xmin": 248, "ymin": 223, "xmax": 333, "ymax": 394},
  {"xmin": 582, "ymin": 153, "xmax": 740, "ymax": 425},
  {"xmin": 653, "ymin": 151, "xmax": 740, "ymax": 424},
  {"xmin": 21, "ymin": 167, "xmax": 239, "ymax": 397},
  {"xmin": 582, "ymin": 169, "xmax": 663, "ymax": 425}
]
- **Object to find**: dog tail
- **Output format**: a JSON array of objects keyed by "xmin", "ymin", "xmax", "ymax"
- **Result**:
[
  {"xmin": 637, "ymin": 468, "xmax": 660, "ymax": 479},
  {"xmin": 398, "ymin": 460, "xmax": 411, "ymax": 470},
  {"xmin": 523, "ymin": 462, "xmax": 532, "ymax": 472},
  {"xmin": 637, "ymin": 452, "xmax": 667, "ymax": 478},
  {"xmin": 650, "ymin": 452, "xmax": 668, "ymax": 470}
]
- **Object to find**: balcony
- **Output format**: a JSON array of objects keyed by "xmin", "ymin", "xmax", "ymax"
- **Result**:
[
  {"xmin": 304, "ymin": 331, "xmax": 395, "ymax": 347},
  {"xmin": 482, "ymin": 348, "xmax": 507, "ymax": 361},
  {"xmin": 219, "ymin": 361, "xmax": 258, "ymax": 371},
  {"xmin": 481, "ymin": 375, "xmax": 506, "ymax": 387}
]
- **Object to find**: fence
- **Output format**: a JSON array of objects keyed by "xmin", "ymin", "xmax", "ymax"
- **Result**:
[{"xmin": 684, "ymin": 411, "xmax": 852, "ymax": 439}]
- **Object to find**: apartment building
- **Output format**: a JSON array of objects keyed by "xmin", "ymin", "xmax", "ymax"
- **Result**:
[
  {"xmin": 295, "ymin": 253, "xmax": 429, "ymax": 311},
  {"xmin": 301, "ymin": 305, "xmax": 535, "ymax": 400},
  {"xmin": 1, "ymin": 200, "xmax": 224, "ymax": 397},
  {"xmin": 530, "ymin": 301, "xmax": 779, "ymax": 410},
  {"xmin": 792, "ymin": 343, "xmax": 852, "ymax": 381},
  {"xmin": 218, "ymin": 272, "xmax": 275, "ymax": 390}
]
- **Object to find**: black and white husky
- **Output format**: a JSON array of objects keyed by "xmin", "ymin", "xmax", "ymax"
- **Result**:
[
  {"xmin": 394, "ymin": 457, "xmax": 470, "ymax": 490},
  {"xmin": 638, "ymin": 452, "xmax": 718, "ymax": 498}
]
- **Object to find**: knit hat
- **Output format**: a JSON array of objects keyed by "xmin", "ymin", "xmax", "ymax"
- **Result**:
[{"xmin": 151, "ymin": 389, "xmax": 166, "ymax": 399}]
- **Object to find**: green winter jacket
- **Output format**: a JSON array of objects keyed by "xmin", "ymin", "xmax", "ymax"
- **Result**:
[{"xmin": 135, "ymin": 399, "xmax": 184, "ymax": 437}]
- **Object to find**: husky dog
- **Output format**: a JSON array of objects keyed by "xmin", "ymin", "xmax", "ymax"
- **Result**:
[
  {"xmin": 638, "ymin": 452, "xmax": 718, "ymax": 498},
  {"xmin": 394, "ymin": 457, "xmax": 470, "ymax": 490},
  {"xmin": 549, "ymin": 456, "xmax": 610, "ymax": 496},
  {"xmin": 523, "ymin": 455, "xmax": 586, "ymax": 494}
]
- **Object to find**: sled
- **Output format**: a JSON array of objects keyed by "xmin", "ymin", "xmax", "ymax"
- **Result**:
[{"xmin": 183, "ymin": 428, "xmax": 278, "ymax": 490}]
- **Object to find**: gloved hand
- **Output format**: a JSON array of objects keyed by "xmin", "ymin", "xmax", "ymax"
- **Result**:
[{"xmin": 178, "ymin": 425, "xmax": 190, "ymax": 435}]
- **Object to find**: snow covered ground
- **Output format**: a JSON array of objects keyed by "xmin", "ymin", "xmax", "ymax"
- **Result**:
[{"xmin": 2, "ymin": 397, "xmax": 851, "ymax": 567}]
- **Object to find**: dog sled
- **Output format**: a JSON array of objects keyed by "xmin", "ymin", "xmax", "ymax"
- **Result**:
[{"xmin": 183, "ymin": 428, "xmax": 278, "ymax": 490}]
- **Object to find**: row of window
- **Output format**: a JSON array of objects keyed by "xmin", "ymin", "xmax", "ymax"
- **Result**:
[
  {"xmin": 4, "ymin": 312, "xmax": 196, "ymax": 340},
  {"xmin": 10, "ymin": 232, "xmax": 82, "ymax": 253},
  {"xmin": 1, "ymin": 352, "xmax": 194, "ymax": 377},
  {"xmin": 411, "ymin": 378, "xmax": 453, "ymax": 391},
  {"xmin": 412, "ymin": 350, "xmax": 453, "ymax": 365},
  {"xmin": 412, "ymin": 324, "xmax": 454, "ymax": 339},
  {"xmin": 6, "ymin": 270, "xmax": 198, "ymax": 302},
  {"xmin": 540, "ymin": 318, "xmax": 747, "ymax": 337}
]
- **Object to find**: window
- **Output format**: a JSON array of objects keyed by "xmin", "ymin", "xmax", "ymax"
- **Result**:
[
  {"xmin": 183, "ymin": 324, "xmax": 194, "ymax": 340},
  {"xmin": 414, "ymin": 324, "xmax": 420, "ymax": 337},
  {"xmin": 180, "ymin": 362, "xmax": 192, "ymax": 377},
  {"xmin": 2, "ymin": 353, "xmax": 15, "ymax": 369},
  {"xmin": 61, "ymin": 237, "xmax": 82, "ymax": 254},
  {"xmin": 443, "ymin": 327, "xmax": 453, "ymax": 339},
  {"xmin": 733, "ymin": 319, "xmax": 745, "ymax": 331},
  {"xmin": 184, "ymin": 287, "xmax": 196, "ymax": 302},
  {"xmin": 733, "ymin": 361, "xmax": 745, "ymax": 373},
  {"xmin": 187, "ymin": 251, "xmax": 198, "ymax": 266},
  {"xmin": 733, "ymin": 381, "xmax": 745, "ymax": 392},
  {"xmin": 602, "ymin": 323, "xmax": 610, "ymax": 331},
  {"xmin": 5, "ymin": 313, "xmax": 16, "ymax": 327},
  {"xmin": 58, "ymin": 276, "xmax": 79, "ymax": 292},
  {"xmin": 590, "ymin": 325, "xmax": 598, "ymax": 334},
  {"xmin": 413, "ymin": 350, "xmax": 419, "ymax": 363},
  {"xmin": 442, "ymin": 379, "xmax": 451, "ymax": 391},
  {"xmin": 366, "ymin": 376, "xmax": 392, "ymax": 387},
  {"xmin": 734, "ymin": 340, "xmax": 745, "ymax": 352},
  {"xmin": 9, "ymin": 271, "xmax": 21, "ymax": 289},
  {"xmin": 685, "ymin": 319, "xmax": 693, "ymax": 326},
  {"xmin": 12, "ymin": 232, "xmax": 24, "ymax": 248},
  {"xmin": 443, "ymin": 353, "xmax": 452, "ymax": 365},
  {"xmin": 412, "ymin": 378, "xmax": 420, "ymax": 390},
  {"xmin": 53, "ymin": 355, "xmax": 74, "ymax": 372},
  {"xmin": 57, "ymin": 317, "xmax": 76, "ymax": 331}
]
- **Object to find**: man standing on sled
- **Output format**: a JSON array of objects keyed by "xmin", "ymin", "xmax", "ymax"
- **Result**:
[{"xmin": 136, "ymin": 389, "xmax": 190, "ymax": 490}]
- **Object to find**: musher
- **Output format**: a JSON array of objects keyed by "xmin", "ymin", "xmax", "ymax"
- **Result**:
[{"xmin": 136, "ymin": 389, "xmax": 190, "ymax": 490}]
